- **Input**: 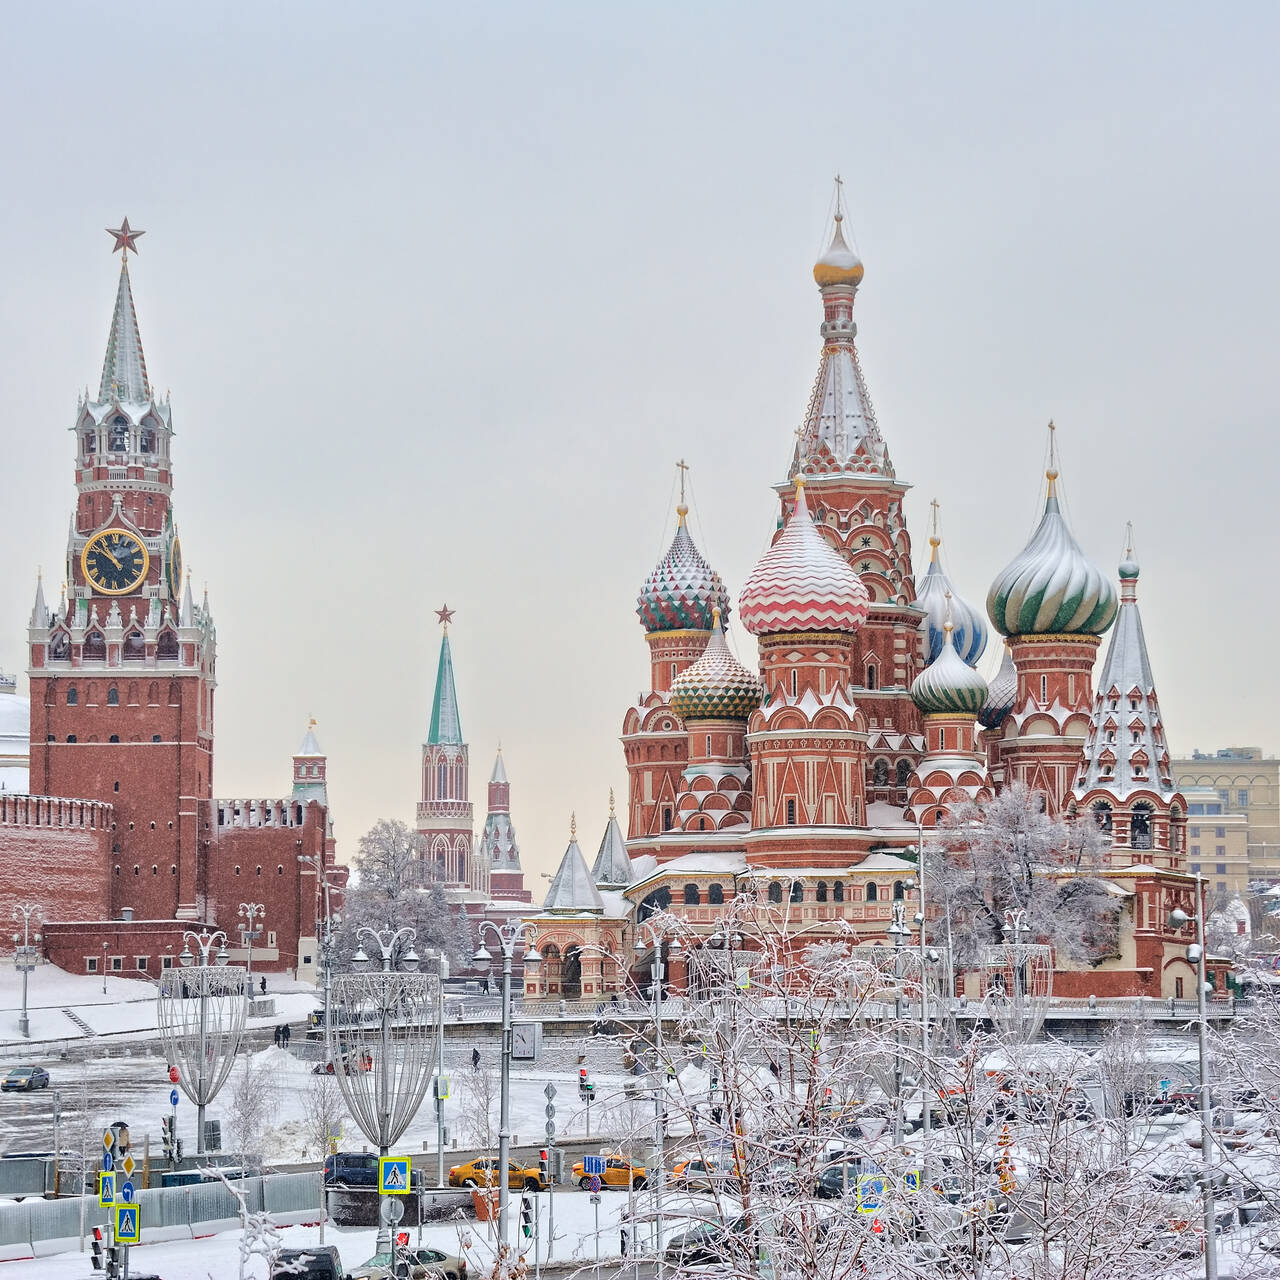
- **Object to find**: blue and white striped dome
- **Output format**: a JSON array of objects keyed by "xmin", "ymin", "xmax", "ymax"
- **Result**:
[{"xmin": 917, "ymin": 534, "xmax": 987, "ymax": 666}]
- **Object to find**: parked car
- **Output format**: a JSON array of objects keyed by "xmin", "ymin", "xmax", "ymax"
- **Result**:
[
  {"xmin": 348, "ymin": 1247, "xmax": 466, "ymax": 1280},
  {"xmin": 324, "ymin": 1152, "xmax": 422, "ymax": 1192},
  {"xmin": 313, "ymin": 1049, "xmax": 374, "ymax": 1075},
  {"xmin": 1, "ymin": 1067, "xmax": 49, "ymax": 1092},
  {"xmin": 571, "ymin": 1156, "xmax": 646, "ymax": 1189},
  {"xmin": 271, "ymin": 1245, "xmax": 346, "ymax": 1279},
  {"xmin": 665, "ymin": 1216, "xmax": 750, "ymax": 1266},
  {"xmin": 447, "ymin": 1157, "xmax": 545, "ymax": 1190},
  {"xmin": 670, "ymin": 1157, "xmax": 738, "ymax": 1191}
]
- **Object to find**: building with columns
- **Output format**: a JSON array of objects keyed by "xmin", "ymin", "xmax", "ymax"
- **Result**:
[{"xmin": 524, "ymin": 202, "xmax": 1204, "ymax": 1003}]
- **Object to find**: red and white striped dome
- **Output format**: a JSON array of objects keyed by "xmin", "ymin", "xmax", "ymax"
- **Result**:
[{"xmin": 738, "ymin": 480, "xmax": 869, "ymax": 636}]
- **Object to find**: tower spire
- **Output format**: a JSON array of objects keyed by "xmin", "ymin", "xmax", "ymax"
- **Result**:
[
  {"xmin": 99, "ymin": 220, "xmax": 150, "ymax": 403},
  {"xmin": 676, "ymin": 459, "xmax": 689, "ymax": 526},
  {"xmin": 427, "ymin": 616, "xmax": 463, "ymax": 745}
]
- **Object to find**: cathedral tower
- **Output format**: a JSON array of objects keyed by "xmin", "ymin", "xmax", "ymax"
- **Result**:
[
  {"xmin": 417, "ymin": 608, "xmax": 475, "ymax": 888},
  {"xmin": 27, "ymin": 222, "xmax": 215, "ymax": 921}
]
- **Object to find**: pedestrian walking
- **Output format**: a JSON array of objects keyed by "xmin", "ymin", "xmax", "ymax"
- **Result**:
[
  {"xmin": 273, "ymin": 1025, "xmax": 281, "ymax": 1048},
  {"xmin": 260, "ymin": 976, "xmax": 267, "ymax": 995},
  {"xmin": 472, "ymin": 1047, "xmax": 480, "ymax": 1071},
  {"xmin": 283, "ymin": 1024, "xmax": 291, "ymax": 1046},
  {"xmin": 620, "ymin": 1225, "xmax": 629, "ymax": 1257}
]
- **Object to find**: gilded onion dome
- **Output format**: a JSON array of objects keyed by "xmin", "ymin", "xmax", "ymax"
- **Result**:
[
  {"xmin": 812, "ymin": 211, "xmax": 864, "ymax": 287},
  {"xmin": 916, "ymin": 503, "xmax": 987, "ymax": 665},
  {"xmin": 986, "ymin": 466, "xmax": 1117, "ymax": 637},
  {"xmin": 910, "ymin": 608, "xmax": 989, "ymax": 716},
  {"xmin": 978, "ymin": 640, "xmax": 1017, "ymax": 729},
  {"xmin": 637, "ymin": 507, "xmax": 730, "ymax": 633},
  {"xmin": 670, "ymin": 607, "xmax": 763, "ymax": 721},
  {"xmin": 738, "ymin": 478, "xmax": 869, "ymax": 636}
]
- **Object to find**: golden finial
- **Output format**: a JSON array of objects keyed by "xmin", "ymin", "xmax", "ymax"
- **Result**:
[
  {"xmin": 608, "ymin": 787, "xmax": 615, "ymax": 817},
  {"xmin": 308, "ymin": 717, "xmax": 317, "ymax": 729},
  {"xmin": 711, "ymin": 605, "xmax": 722, "ymax": 629},
  {"xmin": 570, "ymin": 811, "xmax": 577, "ymax": 839},
  {"xmin": 1045, "ymin": 420, "xmax": 1059, "ymax": 495}
]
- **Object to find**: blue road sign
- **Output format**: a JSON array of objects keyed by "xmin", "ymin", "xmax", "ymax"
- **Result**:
[
  {"xmin": 102, "ymin": 1151, "xmax": 114, "ymax": 1173},
  {"xmin": 121, "ymin": 1181, "xmax": 135, "ymax": 1203},
  {"xmin": 114, "ymin": 1204, "xmax": 140, "ymax": 1244},
  {"xmin": 379, "ymin": 1156, "xmax": 411, "ymax": 1194},
  {"xmin": 170, "ymin": 1089, "xmax": 180, "ymax": 1107},
  {"xmin": 98, "ymin": 1172, "xmax": 115, "ymax": 1206},
  {"xmin": 583, "ymin": 1156, "xmax": 605, "ymax": 1176},
  {"xmin": 588, "ymin": 1174, "xmax": 601, "ymax": 1193}
]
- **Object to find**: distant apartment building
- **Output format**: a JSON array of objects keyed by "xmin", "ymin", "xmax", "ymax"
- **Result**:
[
  {"xmin": 1173, "ymin": 748, "xmax": 1280, "ymax": 885},
  {"xmin": 1180, "ymin": 785, "xmax": 1250, "ymax": 905}
]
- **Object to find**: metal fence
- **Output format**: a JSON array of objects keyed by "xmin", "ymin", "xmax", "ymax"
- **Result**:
[{"xmin": 0, "ymin": 1171, "xmax": 323, "ymax": 1260}]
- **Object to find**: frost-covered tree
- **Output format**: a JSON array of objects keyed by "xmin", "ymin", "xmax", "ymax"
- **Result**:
[
  {"xmin": 926, "ymin": 783, "xmax": 1118, "ymax": 969},
  {"xmin": 300, "ymin": 1070, "xmax": 346, "ymax": 1243},
  {"xmin": 457, "ymin": 1066, "xmax": 499, "ymax": 1151},
  {"xmin": 334, "ymin": 818, "xmax": 471, "ymax": 969},
  {"xmin": 225, "ymin": 1051, "xmax": 279, "ymax": 1165}
]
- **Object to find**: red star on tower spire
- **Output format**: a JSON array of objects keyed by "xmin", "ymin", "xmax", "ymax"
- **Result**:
[
  {"xmin": 435, "ymin": 604, "xmax": 455, "ymax": 629},
  {"xmin": 106, "ymin": 218, "xmax": 145, "ymax": 256}
]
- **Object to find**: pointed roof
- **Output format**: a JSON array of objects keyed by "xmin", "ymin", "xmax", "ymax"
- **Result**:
[
  {"xmin": 490, "ymin": 748, "xmax": 508, "ymax": 784},
  {"xmin": 1075, "ymin": 537, "xmax": 1175, "ymax": 801},
  {"xmin": 428, "ymin": 629, "xmax": 464, "ymax": 745},
  {"xmin": 99, "ymin": 260, "xmax": 151, "ymax": 404},
  {"xmin": 29, "ymin": 573, "xmax": 48, "ymax": 629},
  {"xmin": 542, "ymin": 817, "xmax": 605, "ymax": 912},
  {"xmin": 179, "ymin": 574, "xmax": 194, "ymax": 627},
  {"xmin": 793, "ymin": 211, "xmax": 891, "ymax": 479},
  {"xmin": 592, "ymin": 792, "xmax": 633, "ymax": 888},
  {"xmin": 297, "ymin": 719, "xmax": 323, "ymax": 756}
]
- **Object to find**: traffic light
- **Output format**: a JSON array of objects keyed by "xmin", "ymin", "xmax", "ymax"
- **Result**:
[
  {"xmin": 538, "ymin": 1149, "xmax": 548, "ymax": 1180},
  {"xmin": 520, "ymin": 1192, "xmax": 534, "ymax": 1238},
  {"xmin": 578, "ymin": 1068, "xmax": 591, "ymax": 1099},
  {"xmin": 161, "ymin": 1114, "xmax": 176, "ymax": 1160},
  {"xmin": 90, "ymin": 1226, "xmax": 104, "ymax": 1270}
]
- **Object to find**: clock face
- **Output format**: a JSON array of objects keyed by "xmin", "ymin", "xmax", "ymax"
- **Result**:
[
  {"xmin": 167, "ymin": 535, "xmax": 183, "ymax": 599},
  {"xmin": 81, "ymin": 529, "xmax": 150, "ymax": 596}
]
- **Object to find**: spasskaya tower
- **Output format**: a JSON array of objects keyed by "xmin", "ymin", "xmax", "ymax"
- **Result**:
[{"xmin": 26, "ymin": 220, "xmax": 215, "ymax": 921}]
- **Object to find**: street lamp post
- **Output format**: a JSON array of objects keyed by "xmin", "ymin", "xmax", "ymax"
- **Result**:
[
  {"xmin": 237, "ymin": 902, "xmax": 266, "ymax": 993},
  {"xmin": 158, "ymin": 929, "xmax": 247, "ymax": 1155},
  {"xmin": 12, "ymin": 905, "xmax": 41, "ymax": 1040},
  {"xmin": 634, "ymin": 922, "xmax": 683, "ymax": 1279},
  {"xmin": 473, "ymin": 921, "xmax": 542, "ymax": 1251},
  {"xmin": 426, "ymin": 950, "xmax": 450, "ymax": 1189},
  {"xmin": 1169, "ymin": 872, "xmax": 1219, "ymax": 1280},
  {"xmin": 101, "ymin": 941, "xmax": 108, "ymax": 995},
  {"xmin": 886, "ymin": 901, "xmax": 909, "ymax": 1146}
]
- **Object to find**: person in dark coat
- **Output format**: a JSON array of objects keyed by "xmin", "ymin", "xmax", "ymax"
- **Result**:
[
  {"xmin": 273, "ymin": 1025, "xmax": 281, "ymax": 1048},
  {"xmin": 260, "ymin": 976, "xmax": 267, "ymax": 995},
  {"xmin": 282, "ymin": 1024, "xmax": 291, "ymax": 1046},
  {"xmin": 472, "ymin": 1047, "xmax": 480, "ymax": 1071}
]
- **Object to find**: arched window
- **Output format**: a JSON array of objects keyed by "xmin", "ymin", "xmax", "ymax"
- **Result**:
[
  {"xmin": 1131, "ymin": 804, "xmax": 1153, "ymax": 851},
  {"xmin": 662, "ymin": 807, "xmax": 673, "ymax": 832},
  {"xmin": 768, "ymin": 882, "xmax": 783, "ymax": 904},
  {"xmin": 786, "ymin": 798, "xmax": 797, "ymax": 825},
  {"xmin": 1092, "ymin": 801, "xmax": 1113, "ymax": 832},
  {"xmin": 108, "ymin": 734, "xmax": 119, "ymax": 744},
  {"xmin": 790, "ymin": 670, "xmax": 798, "ymax": 697},
  {"xmin": 866, "ymin": 664, "xmax": 877, "ymax": 690},
  {"xmin": 123, "ymin": 632, "xmax": 145, "ymax": 661},
  {"xmin": 168, "ymin": 681, "xmax": 180, "ymax": 705},
  {"xmin": 277, "ymin": 865, "xmax": 284, "ymax": 875},
  {"xmin": 866, "ymin": 882, "xmax": 878, "ymax": 902},
  {"xmin": 893, "ymin": 880, "xmax": 905, "ymax": 900},
  {"xmin": 873, "ymin": 759, "xmax": 890, "ymax": 787},
  {"xmin": 67, "ymin": 686, "xmax": 78, "ymax": 705},
  {"xmin": 833, "ymin": 881, "xmax": 845, "ymax": 902},
  {"xmin": 49, "ymin": 632, "xmax": 69, "ymax": 660},
  {"xmin": 683, "ymin": 884, "xmax": 701, "ymax": 905},
  {"xmin": 708, "ymin": 883, "xmax": 724, "ymax": 905},
  {"xmin": 437, "ymin": 761, "xmax": 448, "ymax": 798},
  {"xmin": 790, "ymin": 881, "xmax": 804, "ymax": 903},
  {"xmin": 816, "ymin": 881, "xmax": 828, "ymax": 902},
  {"xmin": 151, "ymin": 865, "xmax": 158, "ymax": 876},
  {"xmin": 107, "ymin": 686, "xmax": 119, "ymax": 706},
  {"xmin": 83, "ymin": 632, "xmax": 106, "ymax": 661},
  {"xmin": 256, "ymin": 866, "xmax": 263, "ymax": 876},
  {"xmin": 157, "ymin": 632, "xmax": 178, "ymax": 661}
]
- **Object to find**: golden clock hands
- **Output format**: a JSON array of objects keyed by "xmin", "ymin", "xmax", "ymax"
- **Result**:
[{"xmin": 100, "ymin": 547, "xmax": 123, "ymax": 569}]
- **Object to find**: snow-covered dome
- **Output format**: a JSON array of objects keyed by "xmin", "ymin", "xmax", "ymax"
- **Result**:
[
  {"xmin": 670, "ymin": 609, "xmax": 762, "ymax": 722},
  {"xmin": 636, "ymin": 511, "xmax": 730, "ymax": 634},
  {"xmin": 739, "ymin": 479, "xmax": 869, "ymax": 636},
  {"xmin": 910, "ymin": 618, "xmax": 988, "ymax": 716},
  {"xmin": 917, "ymin": 533, "xmax": 987, "ymax": 666},
  {"xmin": 987, "ymin": 471, "xmax": 1117, "ymax": 637},
  {"xmin": 978, "ymin": 641, "xmax": 1017, "ymax": 729},
  {"xmin": 0, "ymin": 675, "xmax": 30, "ymax": 794},
  {"xmin": 813, "ymin": 213, "xmax": 864, "ymax": 287}
]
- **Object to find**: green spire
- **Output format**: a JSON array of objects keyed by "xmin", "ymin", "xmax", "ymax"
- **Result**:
[{"xmin": 428, "ymin": 626, "xmax": 463, "ymax": 746}]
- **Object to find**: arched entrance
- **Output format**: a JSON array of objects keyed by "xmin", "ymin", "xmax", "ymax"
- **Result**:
[{"xmin": 562, "ymin": 945, "xmax": 583, "ymax": 999}]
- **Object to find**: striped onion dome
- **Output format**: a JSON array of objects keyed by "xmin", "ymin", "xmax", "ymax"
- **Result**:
[
  {"xmin": 986, "ymin": 471, "xmax": 1117, "ymax": 637},
  {"xmin": 910, "ymin": 612, "xmax": 988, "ymax": 716},
  {"xmin": 738, "ymin": 479, "xmax": 869, "ymax": 636},
  {"xmin": 978, "ymin": 640, "xmax": 1017, "ymax": 729},
  {"xmin": 917, "ymin": 532, "xmax": 987, "ymax": 666},
  {"xmin": 670, "ymin": 608, "xmax": 763, "ymax": 722},
  {"xmin": 637, "ymin": 509, "xmax": 730, "ymax": 634}
]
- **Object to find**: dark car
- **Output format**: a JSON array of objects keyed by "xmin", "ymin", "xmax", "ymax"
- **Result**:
[
  {"xmin": 324, "ymin": 1152, "xmax": 423, "ymax": 1192},
  {"xmin": 665, "ymin": 1216, "xmax": 749, "ymax": 1266},
  {"xmin": 271, "ymin": 1245, "xmax": 345, "ymax": 1279},
  {"xmin": 1, "ymin": 1067, "xmax": 49, "ymax": 1092},
  {"xmin": 816, "ymin": 1160, "xmax": 877, "ymax": 1199}
]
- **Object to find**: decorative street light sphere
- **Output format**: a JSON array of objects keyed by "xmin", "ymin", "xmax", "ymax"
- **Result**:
[
  {"xmin": 179, "ymin": 947, "xmax": 195, "ymax": 968},
  {"xmin": 401, "ymin": 947, "xmax": 421, "ymax": 971},
  {"xmin": 351, "ymin": 946, "xmax": 372, "ymax": 972},
  {"xmin": 1168, "ymin": 907, "xmax": 1190, "ymax": 929},
  {"xmin": 524, "ymin": 945, "xmax": 543, "ymax": 965},
  {"xmin": 473, "ymin": 945, "xmax": 492, "ymax": 968}
]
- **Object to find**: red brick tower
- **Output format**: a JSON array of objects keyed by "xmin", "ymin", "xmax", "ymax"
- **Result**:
[
  {"xmin": 480, "ymin": 748, "xmax": 531, "ymax": 902},
  {"xmin": 781, "ymin": 202, "xmax": 924, "ymax": 742},
  {"xmin": 27, "ymin": 222, "xmax": 215, "ymax": 921},
  {"xmin": 986, "ymin": 433, "xmax": 1118, "ymax": 814}
]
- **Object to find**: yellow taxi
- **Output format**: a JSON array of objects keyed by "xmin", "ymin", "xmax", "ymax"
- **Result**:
[
  {"xmin": 670, "ymin": 1156, "xmax": 740, "ymax": 1191},
  {"xmin": 447, "ymin": 1157, "xmax": 546, "ymax": 1190},
  {"xmin": 571, "ymin": 1156, "xmax": 647, "ymax": 1190}
]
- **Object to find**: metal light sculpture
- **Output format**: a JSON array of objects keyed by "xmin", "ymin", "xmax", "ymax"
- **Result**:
[
  {"xmin": 157, "ymin": 929, "xmax": 248, "ymax": 1153},
  {"xmin": 329, "ymin": 926, "xmax": 438, "ymax": 1252},
  {"xmin": 980, "ymin": 907, "xmax": 1052, "ymax": 1042}
]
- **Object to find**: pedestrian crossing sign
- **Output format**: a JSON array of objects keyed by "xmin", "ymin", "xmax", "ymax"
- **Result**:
[
  {"xmin": 98, "ymin": 1171, "xmax": 115, "ymax": 1206},
  {"xmin": 904, "ymin": 1169, "xmax": 921, "ymax": 1192},
  {"xmin": 114, "ymin": 1203, "xmax": 141, "ymax": 1244},
  {"xmin": 379, "ymin": 1156, "xmax": 411, "ymax": 1194},
  {"xmin": 856, "ymin": 1175, "xmax": 885, "ymax": 1213}
]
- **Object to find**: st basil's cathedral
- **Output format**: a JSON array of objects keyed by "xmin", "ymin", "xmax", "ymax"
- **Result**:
[{"xmin": 517, "ymin": 204, "xmax": 1203, "ymax": 1005}]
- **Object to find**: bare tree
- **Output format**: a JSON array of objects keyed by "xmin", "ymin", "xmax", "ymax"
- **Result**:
[
  {"xmin": 225, "ymin": 1051, "xmax": 279, "ymax": 1166},
  {"xmin": 300, "ymin": 1070, "xmax": 347, "ymax": 1244},
  {"xmin": 927, "ymin": 783, "xmax": 1119, "ymax": 969},
  {"xmin": 457, "ymin": 1066, "xmax": 499, "ymax": 1152}
]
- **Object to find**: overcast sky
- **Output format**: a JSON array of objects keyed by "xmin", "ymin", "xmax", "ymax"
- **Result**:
[{"xmin": 2, "ymin": 2, "xmax": 1277, "ymax": 890}]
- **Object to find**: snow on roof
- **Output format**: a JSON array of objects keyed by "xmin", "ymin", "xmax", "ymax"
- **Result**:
[
  {"xmin": 542, "ymin": 838, "xmax": 604, "ymax": 913},
  {"xmin": 865, "ymin": 801, "xmax": 915, "ymax": 829}
]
